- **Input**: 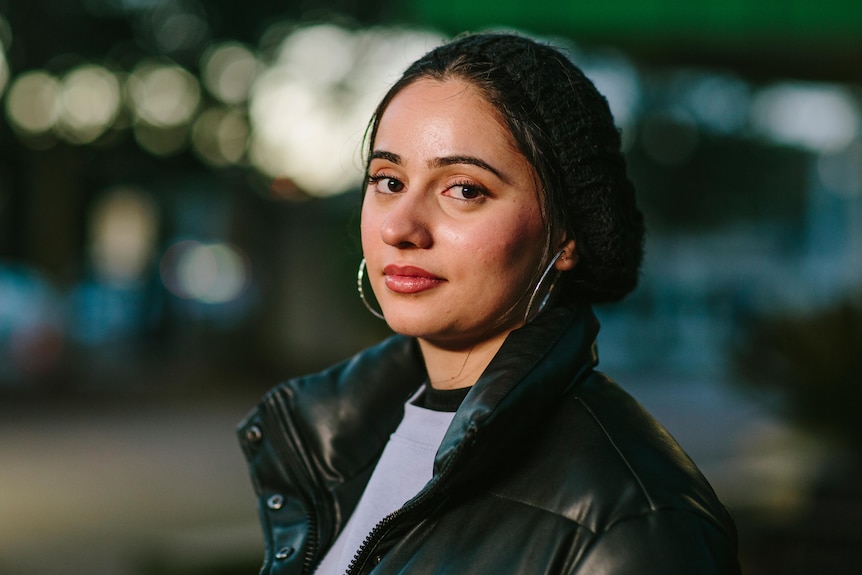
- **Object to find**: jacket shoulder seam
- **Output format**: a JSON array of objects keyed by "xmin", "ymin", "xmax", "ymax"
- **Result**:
[
  {"xmin": 488, "ymin": 484, "xmax": 726, "ymax": 538},
  {"xmin": 573, "ymin": 394, "xmax": 658, "ymax": 511},
  {"xmin": 486, "ymin": 490, "xmax": 598, "ymax": 535},
  {"xmin": 599, "ymin": 504, "xmax": 728, "ymax": 536}
]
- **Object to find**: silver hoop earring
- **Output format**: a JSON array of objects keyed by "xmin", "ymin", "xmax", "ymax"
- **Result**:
[
  {"xmin": 524, "ymin": 250, "xmax": 564, "ymax": 324},
  {"xmin": 357, "ymin": 258, "xmax": 385, "ymax": 320}
]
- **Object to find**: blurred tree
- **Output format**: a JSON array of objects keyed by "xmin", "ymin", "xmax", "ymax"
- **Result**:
[
  {"xmin": 733, "ymin": 296, "xmax": 862, "ymax": 575},
  {"xmin": 734, "ymin": 297, "xmax": 862, "ymax": 451},
  {"xmin": 629, "ymin": 135, "xmax": 810, "ymax": 232}
]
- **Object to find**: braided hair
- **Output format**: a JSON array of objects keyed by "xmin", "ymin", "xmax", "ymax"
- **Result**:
[{"xmin": 365, "ymin": 32, "xmax": 645, "ymax": 304}]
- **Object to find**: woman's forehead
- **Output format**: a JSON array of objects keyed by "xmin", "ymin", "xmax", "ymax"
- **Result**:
[{"xmin": 373, "ymin": 78, "xmax": 522, "ymax": 161}]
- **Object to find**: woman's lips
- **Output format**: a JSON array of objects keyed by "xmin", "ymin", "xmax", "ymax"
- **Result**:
[{"xmin": 383, "ymin": 264, "xmax": 445, "ymax": 294}]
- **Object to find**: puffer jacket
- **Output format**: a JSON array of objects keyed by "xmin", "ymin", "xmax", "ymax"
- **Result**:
[{"xmin": 237, "ymin": 304, "xmax": 741, "ymax": 575}]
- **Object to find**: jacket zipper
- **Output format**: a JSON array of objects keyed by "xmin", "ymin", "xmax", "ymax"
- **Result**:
[{"xmin": 344, "ymin": 423, "xmax": 478, "ymax": 575}]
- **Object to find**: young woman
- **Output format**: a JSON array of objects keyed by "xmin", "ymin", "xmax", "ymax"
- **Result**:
[{"xmin": 238, "ymin": 32, "xmax": 741, "ymax": 575}]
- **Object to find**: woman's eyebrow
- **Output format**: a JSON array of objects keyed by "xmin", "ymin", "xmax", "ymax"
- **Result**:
[
  {"xmin": 431, "ymin": 155, "xmax": 509, "ymax": 183},
  {"xmin": 369, "ymin": 151, "xmax": 510, "ymax": 184},
  {"xmin": 369, "ymin": 150, "xmax": 401, "ymax": 164}
]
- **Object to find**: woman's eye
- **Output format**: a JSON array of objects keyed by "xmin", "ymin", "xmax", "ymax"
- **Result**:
[
  {"xmin": 369, "ymin": 176, "xmax": 404, "ymax": 193},
  {"xmin": 385, "ymin": 178, "xmax": 404, "ymax": 193},
  {"xmin": 448, "ymin": 184, "xmax": 484, "ymax": 201}
]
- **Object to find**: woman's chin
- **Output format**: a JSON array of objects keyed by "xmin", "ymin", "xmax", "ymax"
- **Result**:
[
  {"xmin": 382, "ymin": 313, "xmax": 446, "ymax": 339},
  {"xmin": 383, "ymin": 312, "xmax": 517, "ymax": 351}
]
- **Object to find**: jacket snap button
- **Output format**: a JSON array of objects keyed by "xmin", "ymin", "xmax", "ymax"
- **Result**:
[
  {"xmin": 245, "ymin": 425, "xmax": 263, "ymax": 443},
  {"xmin": 275, "ymin": 546, "xmax": 294, "ymax": 560},
  {"xmin": 267, "ymin": 494, "xmax": 284, "ymax": 510},
  {"xmin": 374, "ymin": 554, "xmax": 383, "ymax": 564}
]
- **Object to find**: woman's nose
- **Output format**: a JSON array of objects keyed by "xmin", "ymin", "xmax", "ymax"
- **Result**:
[{"xmin": 380, "ymin": 191, "xmax": 433, "ymax": 249}]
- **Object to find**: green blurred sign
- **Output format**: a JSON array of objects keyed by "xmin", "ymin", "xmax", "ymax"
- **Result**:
[{"xmin": 406, "ymin": 0, "xmax": 862, "ymax": 43}]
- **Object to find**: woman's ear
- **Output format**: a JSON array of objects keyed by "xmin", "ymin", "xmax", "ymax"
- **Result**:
[{"xmin": 555, "ymin": 237, "xmax": 578, "ymax": 271}]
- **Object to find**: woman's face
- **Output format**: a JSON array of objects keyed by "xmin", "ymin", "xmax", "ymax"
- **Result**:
[{"xmin": 361, "ymin": 78, "xmax": 549, "ymax": 348}]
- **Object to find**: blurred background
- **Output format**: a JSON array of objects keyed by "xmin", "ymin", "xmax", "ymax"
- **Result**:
[{"xmin": 0, "ymin": 1, "xmax": 860, "ymax": 573}]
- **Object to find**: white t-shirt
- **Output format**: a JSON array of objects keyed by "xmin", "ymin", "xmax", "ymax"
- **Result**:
[{"xmin": 315, "ymin": 390, "xmax": 455, "ymax": 574}]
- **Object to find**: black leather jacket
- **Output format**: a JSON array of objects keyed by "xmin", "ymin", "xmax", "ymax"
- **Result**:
[{"xmin": 238, "ymin": 305, "xmax": 741, "ymax": 575}]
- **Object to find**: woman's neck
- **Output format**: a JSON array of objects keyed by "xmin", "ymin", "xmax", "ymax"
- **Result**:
[{"xmin": 417, "ymin": 329, "xmax": 512, "ymax": 390}]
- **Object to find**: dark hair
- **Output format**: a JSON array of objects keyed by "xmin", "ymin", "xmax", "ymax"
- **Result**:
[{"xmin": 365, "ymin": 32, "xmax": 645, "ymax": 304}]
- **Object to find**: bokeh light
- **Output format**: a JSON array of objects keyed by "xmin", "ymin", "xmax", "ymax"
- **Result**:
[
  {"xmin": 750, "ymin": 83, "xmax": 860, "ymax": 152},
  {"xmin": 191, "ymin": 106, "xmax": 249, "ymax": 167},
  {"xmin": 160, "ymin": 240, "xmax": 250, "ymax": 304},
  {"xmin": 0, "ymin": 20, "xmax": 448, "ymax": 192},
  {"xmin": 0, "ymin": 13, "xmax": 10, "ymax": 98},
  {"xmin": 201, "ymin": 41, "xmax": 260, "ymax": 106},
  {"xmin": 89, "ymin": 187, "xmax": 159, "ymax": 285},
  {"xmin": 127, "ymin": 61, "xmax": 201, "ymax": 155},
  {"xmin": 0, "ymin": 48, "xmax": 8, "ymax": 99},
  {"xmin": 4, "ymin": 70, "xmax": 61, "ymax": 135},
  {"xmin": 672, "ymin": 71, "xmax": 751, "ymax": 135},
  {"xmin": 580, "ymin": 50, "xmax": 641, "ymax": 131},
  {"xmin": 275, "ymin": 23, "xmax": 357, "ymax": 88},
  {"xmin": 127, "ymin": 61, "xmax": 200, "ymax": 128},
  {"xmin": 56, "ymin": 65, "xmax": 122, "ymax": 144},
  {"xmin": 247, "ymin": 24, "xmax": 445, "ymax": 196}
]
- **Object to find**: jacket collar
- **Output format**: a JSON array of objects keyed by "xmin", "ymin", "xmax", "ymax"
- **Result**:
[
  {"xmin": 435, "ymin": 304, "xmax": 599, "ymax": 480},
  {"xmin": 271, "ymin": 304, "xmax": 598, "ymax": 489}
]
